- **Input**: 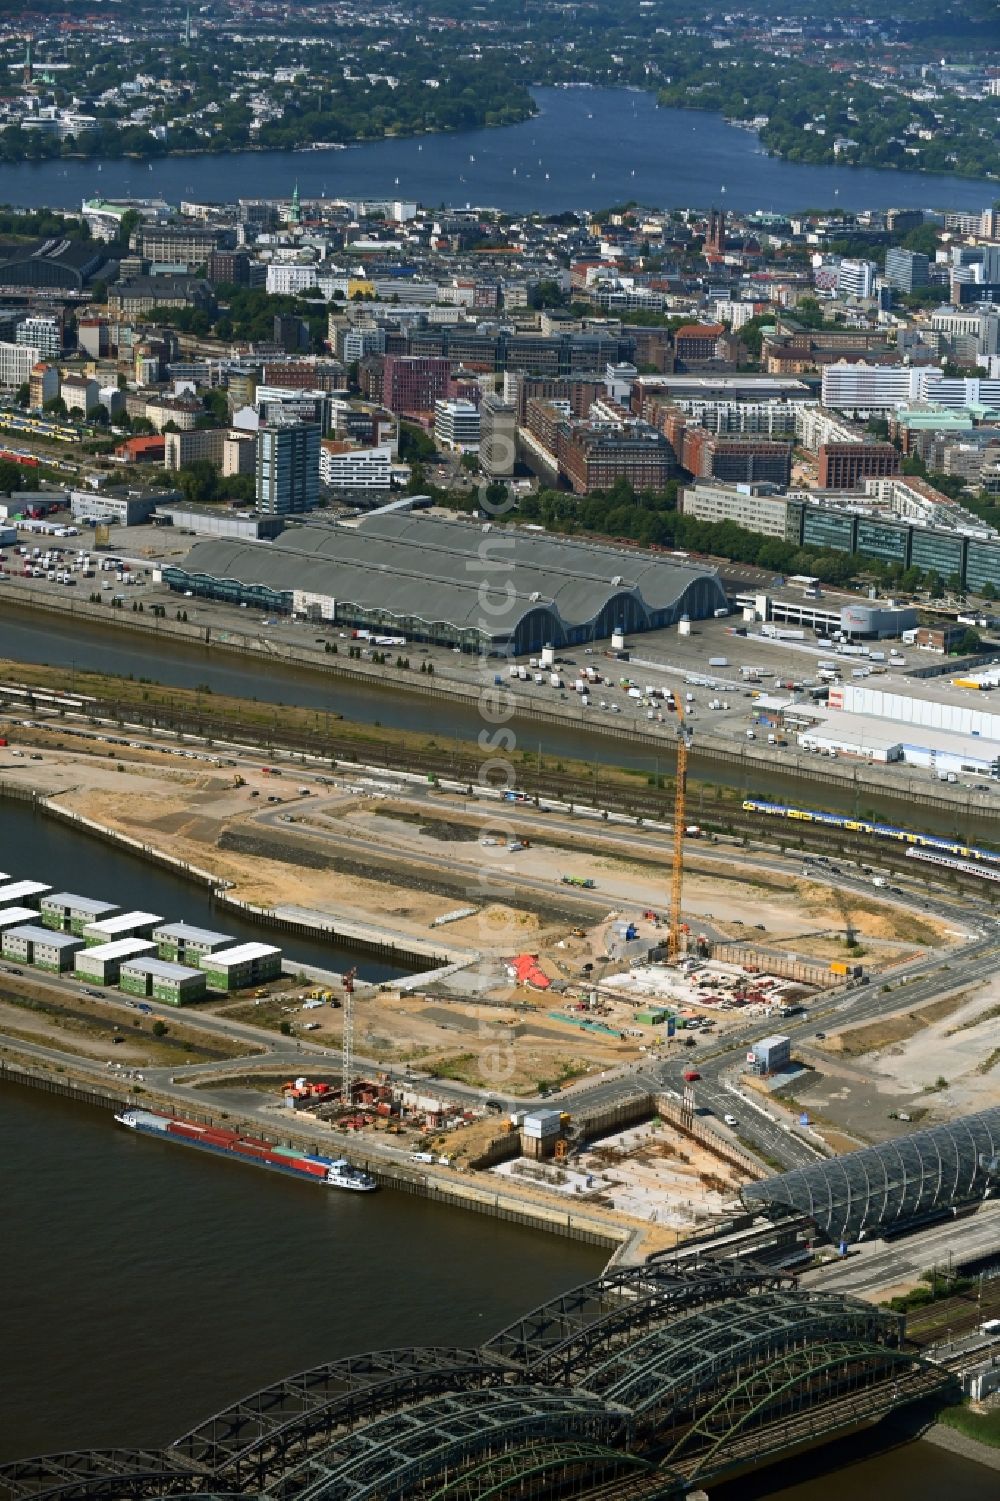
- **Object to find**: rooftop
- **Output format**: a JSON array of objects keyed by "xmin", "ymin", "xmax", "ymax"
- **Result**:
[
  {"xmin": 151, "ymin": 922, "xmax": 233, "ymax": 944},
  {"xmin": 119, "ymin": 957, "xmax": 205, "ymax": 981},
  {"xmin": 4, "ymin": 924, "xmax": 81, "ymax": 948},
  {"xmin": 78, "ymin": 938, "xmax": 158, "ymax": 960},
  {"xmin": 203, "ymin": 942, "xmax": 282, "ymax": 965}
]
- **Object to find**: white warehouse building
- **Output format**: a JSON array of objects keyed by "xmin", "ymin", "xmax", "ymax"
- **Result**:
[
  {"xmin": 801, "ymin": 679, "xmax": 1000, "ymax": 778},
  {"xmin": 829, "ymin": 681, "xmax": 1000, "ymax": 742}
]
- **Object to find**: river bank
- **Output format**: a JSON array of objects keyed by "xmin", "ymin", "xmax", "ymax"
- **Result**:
[
  {"xmin": 2, "ymin": 591, "xmax": 996, "ymax": 833},
  {"xmin": 0, "ymin": 1055, "xmax": 639, "ymax": 1252}
]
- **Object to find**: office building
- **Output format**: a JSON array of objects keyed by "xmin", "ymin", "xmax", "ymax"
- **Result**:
[
  {"xmin": 138, "ymin": 225, "xmax": 221, "ymax": 269},
  {"xmin": 679, "ymin": 481, "xmax": 796, "ymax": 540},
  {"xmin": 479, "ymin": 394, "xmax": 517, "ymax": 478},
  {"xmin": 674, "ymin": 324, "xmax": 725, "ymax": 363},
  {"xmin": 681, "ymin": 429, "xmax": 792, "ymax": 487},
  {"xmin": 558, "ymin": 420, "xmax": 676, "ymax": 495},
  {"xmin": 256, "ymin": 421, "xmax": 320, "ymax": 516},
  {"xmin": 164, "ymin": 427, "xmax": 255, "ymax": 475},
  {"xmin": 319, "ymin": 441, "xmax": 393, "ymax": 492},
  {"xmin": 817, "ymin": 442, "xmax": 901, "ymax": 489},
  {"xmin": 382, "ymin": 355, "xmax": 451, "ymax": 415},
  {"xmin": 884, "ymin": 248, "xmax": 930, "ymax": 294},
  {"xmin": 206, "ymin": 249, "xmax": 251, "ymax": 286},
  {"xmin": 433, "ymin": 398, "xmax": 480, "ymax": 452}
]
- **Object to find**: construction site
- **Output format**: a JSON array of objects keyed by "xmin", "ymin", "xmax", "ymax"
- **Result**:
[{"xmin": 0, "ymin": 671, "xmax": 983, "ymax": 1249}]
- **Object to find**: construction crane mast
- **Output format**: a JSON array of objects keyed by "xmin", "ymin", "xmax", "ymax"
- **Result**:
[
  {"xmin": 341, "ymin": 966, "xmax": 357, "ymax": 1105},
  {"xmin": 669, "ymin": 697, "xmax": 692, "ymax": 961}
]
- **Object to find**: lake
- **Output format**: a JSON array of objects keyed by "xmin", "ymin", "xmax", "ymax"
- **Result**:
[{"xmin": 0, "ymin": 88, "xmax": 995, "ymax": 214}]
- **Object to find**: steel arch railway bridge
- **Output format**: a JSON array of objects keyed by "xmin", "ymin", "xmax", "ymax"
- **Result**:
[{"xmin": 0, "ymin": 1260, "xmax": 951, "ymax": 1501}]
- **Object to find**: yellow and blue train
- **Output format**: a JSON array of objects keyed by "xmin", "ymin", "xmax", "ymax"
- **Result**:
[
  {"xmin": 742, "ymin": 798, "xmax": 1000, "ymax": 869},
  {"xmin": 0, "ymin": 410, "xmax": 82, "ymax": 444}
]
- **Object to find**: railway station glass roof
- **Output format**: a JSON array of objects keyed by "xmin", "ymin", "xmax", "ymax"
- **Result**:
[{"xmin": 741, "ymin": 1107, "xmax": 1000, "ymax": 1244}]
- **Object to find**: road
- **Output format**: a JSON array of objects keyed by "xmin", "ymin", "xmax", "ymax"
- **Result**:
[{"xmin": 802, "ymin": 1202, "xmax": 1000, "ymax": 1296}]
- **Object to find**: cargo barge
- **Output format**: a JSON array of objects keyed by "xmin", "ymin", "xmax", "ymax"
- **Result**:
[{"xmin": 115, "ymin": 1108, "xmax": 377, "ymax": 1191}]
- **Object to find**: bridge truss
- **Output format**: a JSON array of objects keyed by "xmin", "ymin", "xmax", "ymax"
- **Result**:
[{"xmin": 0, "ymin": 1260, "xmax": 953, "ymax": 1501}]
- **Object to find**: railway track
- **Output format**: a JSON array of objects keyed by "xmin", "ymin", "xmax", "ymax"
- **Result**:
[{"xmin": 6, "ymin": 688, "xmax": 999, "ymax": 900}]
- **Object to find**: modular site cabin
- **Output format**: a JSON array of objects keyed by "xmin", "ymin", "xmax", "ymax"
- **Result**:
[
  {"xmin": 1, "ymin": 925, "xmax": 83, "ymax": 972},
  {"xmin": 151, "ymin": 922, "xmax": 234, "ymax": 965},
  {"xmin": 73, "ymin": 938, "xmax": 158, "ymax": 985},
  {"xmin": 40, "ymin": 892, "xmax": 120, "ymax": 935},
  {"xmin": 198, "ymin": 943, "xmax": 282, "ymax": 992},
  {"xmin": 118, "ymin": 957, "xmax": 208, "ymax": 1006}
]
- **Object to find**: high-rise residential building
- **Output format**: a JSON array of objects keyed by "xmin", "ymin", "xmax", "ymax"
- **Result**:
[
  {"xmin": 836, "ymin": 259, "xmax": 878, "ymax": 300},
  {"xmin": 17, "ymin": 315, "xmax": 61, "ymax": 359},
  {"xmin": 479, "ymin": 394, "xmax": 517, "ymax": 478},
  {"xmin": 0, "ymin": 341, "xmax": 41, "ymax": 387},
  {"xmin": 255, "ymin": 422, "xmax": 320, "ymax": 516},
  {"xmin": 885, "ymin": 248, "xmax": 930, "ymax": 294}
]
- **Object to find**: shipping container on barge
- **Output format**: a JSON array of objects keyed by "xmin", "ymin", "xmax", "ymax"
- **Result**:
[{"xmin": 114, "ymin": 1108, "xmax": 377, "ymax": 1191}]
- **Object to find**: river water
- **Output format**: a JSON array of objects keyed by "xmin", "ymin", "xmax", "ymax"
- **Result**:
[
  {"xmin": 0, "ymin": 89, "xmax": 994, "ymax": 214},
  {"xmin": 0, "ymin": 797, "xmax": 410, "ymax": 982},
  {"xmin": 0, "ymin": 1087, "xmax": 993, "ymax": 1494}
]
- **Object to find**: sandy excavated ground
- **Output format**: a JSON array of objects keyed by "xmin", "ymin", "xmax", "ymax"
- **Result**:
[
  {"xmin": 492, "ymin": 1120, "xmax": 744, "ymax": 1232},
  {"xmin": 2, "ymin": 739, "xmax": 947, "ymax": 986},
  {"xmin": 860, "ymin": 980, "xmax": 1000, "ymax": 1115}
]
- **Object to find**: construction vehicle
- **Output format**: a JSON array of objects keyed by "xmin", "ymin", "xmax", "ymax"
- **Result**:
[
  {"xmin": 668, "ymin": 693, "xmax": 693, "ymax": 961},
  {"xmin": 342, "ymin": 966, "xmax": 357, "ymax": 1104}
]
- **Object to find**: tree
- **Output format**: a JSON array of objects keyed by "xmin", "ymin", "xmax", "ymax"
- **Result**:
[
  {"xmin": 957, "ymin": 628, "xmax": 982, "ymax": 654},
  {"xmin": 0, "ymin": 458, "xmax": 26, "ymax": 493},
  {"xmin": 399, "ymin": 422, "xmax": 437, "ymax": 463},
  {"xmin": 151, "ymin": 1019, "xmax": 168, "ymax": 1037},
  {"xmin": 178, "ymin": 459, "xmax": 220, "ymax": 504},
  {"xmin": 43, "ymin": 396, "xmax": 68, "ymax": 418},
  {"xmin": 981, "ymin": 582, "xmax": 997, "ymax": 602},
  {"xmin": 14, "ymin": 382, "xmax": 29, "ymax": 408}
]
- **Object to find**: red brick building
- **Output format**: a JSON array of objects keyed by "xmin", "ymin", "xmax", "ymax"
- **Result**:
[
  {"xmin": 674, "ymin": 323, "xmax": 725, "ymax": 363},
  {"xmin": 817, "ymin": 442, "xmax": 900, "ymax": 489},
  {"xmin": 556, "ymin": 421, "xmax": 676, "ymax": 495},
  {"xmin": 382, "ymin": 355, "xmax": 452, "ymax": 416}
]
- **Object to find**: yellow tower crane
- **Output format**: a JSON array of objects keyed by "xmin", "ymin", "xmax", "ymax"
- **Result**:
[{"xmin": 668, "ymin": 696, "xmax": 693, "ymax": 962}]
